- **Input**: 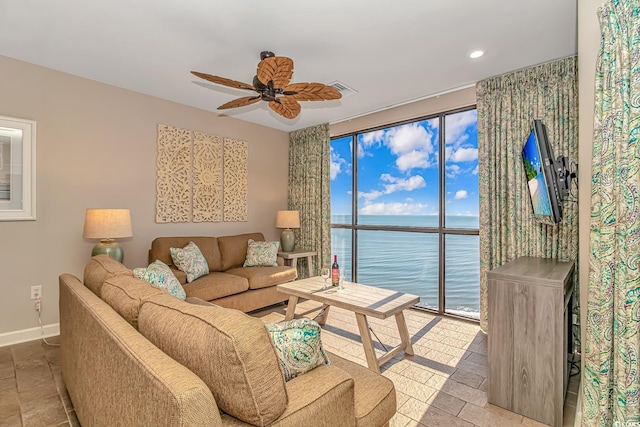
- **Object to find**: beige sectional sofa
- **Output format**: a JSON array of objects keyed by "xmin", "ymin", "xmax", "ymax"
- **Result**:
[
  {"xmin": 59, "ymin": 255, "xmax": 396, "ymax": 427},
  {"xmin": 148, "ymin": 233, "xmax": 297, "ymax": 312}
]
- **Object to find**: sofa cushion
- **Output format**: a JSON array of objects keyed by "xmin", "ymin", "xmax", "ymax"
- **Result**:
[
  {"xmin": 226, "ymin": 266, "xmax": 297, "ymax": 290},
  {"xmin": 137, "ymin": 293, "xmax": 288, "ymax": 427},
  {"xmin": 149, "ymin": 237, "xmax": 222, "ymax": 272},
  {"xmin": 244, "ymin": 239, "xmax": 279, "ymax": 267},
  {"xmin": 100, "ymin": 275, "xmax": 166, "ymax": 329},
  {"xmin": 182, "ymin": 272, "xmax": 249, "ymax": 301},
  {"xmin": 170, "ymin": 241, "xmax": 209, "ymax": 282},
  {"xmin": 133, "ymin": 260, "xmax": 186, "ymax": 300},
  {"xmin": 83, "ymin": 254, "xmax": 133, "ymax": 297},
  {"xmin": 265, "ymin": 318, "xmax": 330, "ymax": 381},
  {"xmin": 218, "ymin": 232, "xmax": 265, "ymax": 271}
]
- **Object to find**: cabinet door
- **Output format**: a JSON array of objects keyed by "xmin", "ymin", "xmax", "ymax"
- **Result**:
[{"xmin": 512, "ymin": 282, "xmax": 558, "ymax": 426}]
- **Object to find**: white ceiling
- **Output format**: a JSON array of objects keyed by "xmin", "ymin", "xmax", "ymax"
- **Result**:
[{"xmin": 0, "ymin": 0, "xmax": 577, "ymax": 132}]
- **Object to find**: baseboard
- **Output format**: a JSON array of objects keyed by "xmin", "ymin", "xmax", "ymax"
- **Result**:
[{"xmin": 0, "ymin": 323, "xmax": 60, "ymax": 347}]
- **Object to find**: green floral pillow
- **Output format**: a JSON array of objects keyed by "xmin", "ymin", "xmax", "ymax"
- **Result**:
[
  {"xmin": 133, "ymin": 260, "xmax": 186, "ymax": 300},
  {"xmin": 170, "ymin": 241, "xmax": 209, "ymax": 282},
  {"xmin": 243, "ymin": 239, "xmax": 279, "ymax": 267},
  {"xmin": 264, "ymin": 318, "xmax": 330, "ymax": 381}
]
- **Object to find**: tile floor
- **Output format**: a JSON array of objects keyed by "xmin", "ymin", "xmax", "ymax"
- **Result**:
[{"xmin": 0, "ymin": 300, "xmax": 580, "ymax": 427}]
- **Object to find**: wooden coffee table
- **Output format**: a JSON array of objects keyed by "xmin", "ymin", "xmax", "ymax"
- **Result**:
[{"xmin": 277, "ymin": 276, "xmax": 420, "ymax": 373}]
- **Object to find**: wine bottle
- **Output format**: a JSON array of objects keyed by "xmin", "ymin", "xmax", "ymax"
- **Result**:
[{"xmin": 331, "ymin": 255, "xmax": 340, "ymax": 287}]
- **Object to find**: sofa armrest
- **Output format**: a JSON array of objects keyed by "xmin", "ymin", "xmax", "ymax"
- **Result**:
[
  {"xmin": 275, "ymin": 364, "xmax": 356, "ymax": 426},
  {"xmin": 59, "ymin": 274, "xmax": 222, "ymax": 427}
]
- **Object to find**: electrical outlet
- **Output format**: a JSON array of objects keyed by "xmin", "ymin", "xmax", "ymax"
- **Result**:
[{"xmin": 30, "ymin": 285, "xmax": 41, "ymax": 300}]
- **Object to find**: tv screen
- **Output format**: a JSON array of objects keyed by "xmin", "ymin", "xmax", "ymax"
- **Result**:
[{"xmin": 521, "ymin": 120, "xmax": 563, "ymax": 224}]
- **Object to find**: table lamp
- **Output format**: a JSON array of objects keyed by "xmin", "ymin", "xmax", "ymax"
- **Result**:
[
  {"xmin": 83, "ymin": 209, "xmax": 133, "ymax": 263},
  {"xmin": 276, "ymin": 210, "xmax": 300, "ymax": 252}
]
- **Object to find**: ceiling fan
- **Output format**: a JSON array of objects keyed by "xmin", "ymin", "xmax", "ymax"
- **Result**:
[{"xmin": 191, "ymin": 51, "xmax": 342, "ymax": 119}]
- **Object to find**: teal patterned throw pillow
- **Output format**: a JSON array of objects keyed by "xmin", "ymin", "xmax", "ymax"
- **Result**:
[
  {"xmin": 170, "ymin": 241, "xmax": 209, "ymax": 283},
  {"xmin": 133, "ymin": 260, "xmax": 186, "ymax": 300},
  {"xmin": 243, "ymin": 239, "xmax": 279, "ymax": 267},
  {"xmin": 265, "ymin": 318, "xmax": 330, "ymax": 381}
]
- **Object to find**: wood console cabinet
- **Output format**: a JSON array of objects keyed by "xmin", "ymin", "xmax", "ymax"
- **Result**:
[{"xmin": 487, "ymin": 256, "xmax": 574, "ymax": 427}]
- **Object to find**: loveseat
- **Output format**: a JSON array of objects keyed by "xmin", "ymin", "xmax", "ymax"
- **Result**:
[
  {"xmin": 59, "ymin": 255, "xmax": 396, "ymax": 427},
  {"xmin": 148, "ymin": 233, "xmax": 297, "ymax": 312}
]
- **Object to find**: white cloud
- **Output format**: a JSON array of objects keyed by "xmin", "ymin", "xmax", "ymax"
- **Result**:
[
  {"xmin": 380, "ymin": 174, "xmax": 426, "ymax": 192},
  {"xmin": 360, "ymin": 130, "xmax": 384, "ymax": 147},
  {"xmin": 472, "ymin": 165, "xmax": 479, "ymax": 175},
  {"xmin": 387, "ymin": 123, "xmax": 434, "ymax": 155},
  {"xmin": 454, "ymin": 190, "xmax": 468, "ymax": 200},
  {"xmin": 358, "ymin": 190, "xmax": 384, "ymax": 203},
  {"xmin": 449, "ymin": 147, "xmax": 478, "ymax": 162},
  {"xmin": 330, "ymin": 147, "xmax": 349, "ymax": 180},
  {"xmin": 446, "ymin": 164, "xmax": 461, "ymax": 178},
  {"xmin": 445, "ymin": 110, "xmax": 477, "ymax": 147},
  {"xmin": 396, "ymin": 150, "xmax": 432, "ymax": 171},
  {"xmin": 359, "ymin": 202, "xmax": 427, "ymax": 215},
  {"xmin": 357, "ymin": 174, "xmax": 426, "ymax": 203},
  {"xmin": 358, "ymin": 130, "xmax": 384, "ymax": 158},
  {"xmin": 385, "ymin": 124, "xmax": 436, "ymax": 171}
]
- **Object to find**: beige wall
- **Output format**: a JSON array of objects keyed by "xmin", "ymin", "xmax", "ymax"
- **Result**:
[
  {"xmin": 330, "ymin": 86, "xmax": 476, "ymax": 136},
  {"xmin": 0, "ymin": 55, "xmax": 289, "ymax": 336}
]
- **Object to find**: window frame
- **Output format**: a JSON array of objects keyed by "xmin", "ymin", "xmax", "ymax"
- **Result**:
[{"xmin": 330, "ymin": 105, "xmax": 479, "ymax": 321}]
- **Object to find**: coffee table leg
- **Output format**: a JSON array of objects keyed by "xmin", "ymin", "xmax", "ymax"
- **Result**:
[
  {"xmin": 355, "ymin": 313, "xmax": 380, "ymax": 373},
  {"xmin": 317, "ymin": 304, "xmax": 331, "ymax": 326},
  {"xmin": 284, "ymin": 296, "xmax": 299, "ymax": 321},
  {"xmin": 395, "ymin": 311, "xmax": 414, "ymax": 356},
  {"xmin": 306, "ymin": 255, "xmax": 313, "ymax": 278}
]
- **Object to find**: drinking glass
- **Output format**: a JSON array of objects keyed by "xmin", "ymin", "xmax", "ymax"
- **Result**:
[
  {"xmin": 338, "ymin": 273, "xmax": 346, "ymax": 291},
  {"xmin": 320, "ymin": 267, "xmax": 330, "ymax": 290}
]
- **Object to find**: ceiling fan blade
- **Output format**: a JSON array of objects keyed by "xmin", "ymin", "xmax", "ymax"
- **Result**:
[
  {"xmin": 283, "ymin": 83, "xmax": 342, "ymax": 101},
  {"xmin": 257, "ymin": 56, "xmax": 294, "ymax": 88},
  {"xmin": 217, "ymin": 96, "xmax": 261, "ymax": 110},
  {"xmin": 269, "ymin": 98, "xmax": 301, "ymax": 119},
  {"xmin": 191, "ymin": 71, "xmax": 255, "ymax": 91}
]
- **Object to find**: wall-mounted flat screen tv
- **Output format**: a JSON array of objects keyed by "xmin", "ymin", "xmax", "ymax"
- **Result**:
[{"xmin": 521, "ymin": 120, "xmax": 563, "ymax": 224}]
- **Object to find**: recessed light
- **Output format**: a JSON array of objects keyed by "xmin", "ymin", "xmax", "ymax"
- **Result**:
[{"xmin": 469, "ymin": 50, "xmax": 484, "ymax": 59}]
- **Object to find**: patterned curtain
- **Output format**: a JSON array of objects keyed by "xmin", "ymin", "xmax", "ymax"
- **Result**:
[
  {"xmin": 476, "ymin": 56, "xmax": 579, "ymax": 333},
  {"xmin": 288, "ymin": 124, "xmax": 331, "ymax": 278},
  {"xmin": 583, "ymin": 2, "xmax": 640, "ymax": 424}
]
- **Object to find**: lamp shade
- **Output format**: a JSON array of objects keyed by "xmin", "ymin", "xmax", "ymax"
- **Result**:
[
  {"xmin": 276, "ymin": 210, "xmax": 300, "ymax": 229},
  {"xmin": 83, "ymin": 209, "xmax": 133, "ymax": 239}
]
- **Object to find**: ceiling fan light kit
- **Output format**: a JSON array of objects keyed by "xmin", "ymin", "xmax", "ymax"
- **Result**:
[{"xmin": 192, "ymin": 51, "xmax": 341, "ymax": 119}]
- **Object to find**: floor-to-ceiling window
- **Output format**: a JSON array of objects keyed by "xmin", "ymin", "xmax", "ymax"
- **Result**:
[{"xmin": 330, "ymin": 107, "xmax": 480, "ymax": 320}]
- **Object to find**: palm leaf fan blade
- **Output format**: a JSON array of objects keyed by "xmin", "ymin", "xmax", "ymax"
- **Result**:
[
  {"xmin": 257, "ymin": 57, "xmax": 294, "ymax": 88},
  {"xmin": 217, "ymin": 96, "xmax": 261, "ymax": 110},
  {"xmin": 191, "ymin": 72, "xmax": 255, "ymax": 91},
  {"xmin": 283, "ymin": 83, "xmax": 341, "ymax": 101},
  {"xmin": 269, "ymin": 98, "xmax": 301, "ymax": 119}
]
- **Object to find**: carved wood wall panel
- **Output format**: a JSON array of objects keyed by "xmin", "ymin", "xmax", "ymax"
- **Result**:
[
  {"xmin": 223, "ymin": 138, "xmax": 248, "ymax": 222},
  {"xmin": 156, "ymin": 125, "xmax": 247, "ymax": 223},
  {"xmin": 156, "ymin": 124, "xmax": 192, "ymax": 223},
  {"xmin": 192, "ymin": 132, "xmax": 223, "ymax": 222}
]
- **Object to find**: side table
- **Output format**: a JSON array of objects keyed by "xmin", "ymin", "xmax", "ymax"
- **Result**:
[{"xmin": 277, "ymin": 249, "xmax": 317, "ymax": 278}]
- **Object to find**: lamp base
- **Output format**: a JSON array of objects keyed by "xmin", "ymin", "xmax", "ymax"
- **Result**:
[
  {"xmin": 91, "ymin": 239, "xmax": 124, "ymax": 263},
  {"xmin": 280, "ymin": 229, "xmax": 295, "ymax": 252}
]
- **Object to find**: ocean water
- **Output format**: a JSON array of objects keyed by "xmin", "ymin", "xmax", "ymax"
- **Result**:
[{"xmin": 331, "ymin": 215, "xmax": 480, "ymax": 319}]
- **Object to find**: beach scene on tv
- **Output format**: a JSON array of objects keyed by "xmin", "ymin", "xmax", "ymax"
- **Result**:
[{"xmin": 522, "ymin": 131, "xmax": 552, "ymax": 216}]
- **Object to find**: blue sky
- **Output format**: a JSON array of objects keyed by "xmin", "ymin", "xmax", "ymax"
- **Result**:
[{"xmin": 330, "ymin": 109, "xmax": 478, "ymax": 218}]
